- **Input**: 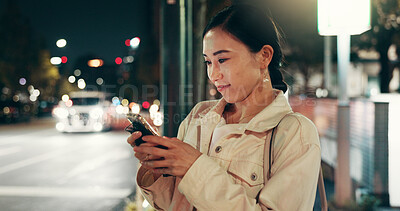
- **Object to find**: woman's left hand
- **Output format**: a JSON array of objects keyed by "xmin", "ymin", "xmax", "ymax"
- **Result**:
[{"xmin": 133, "ymin": 136, "xmax": 202, "ymax": 178}]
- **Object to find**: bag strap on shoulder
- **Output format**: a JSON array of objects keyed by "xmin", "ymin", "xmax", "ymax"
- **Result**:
[
  {"xmin": 264, "ymin": 116, "xmax": 327, "ymax": 211},
  {"xmin": 267, "ymin": 127, "xmax": 277, "ymax": 180}
]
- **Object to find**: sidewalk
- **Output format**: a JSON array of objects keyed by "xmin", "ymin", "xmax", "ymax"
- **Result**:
[{"xmin": 322, "ymin": 178, "xmax": 400, "ymax": 211}]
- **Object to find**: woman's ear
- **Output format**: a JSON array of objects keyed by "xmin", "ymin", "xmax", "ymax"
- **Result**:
[{"xmin": 258, "ymin": 45, "xmax": 274, "ymax": 69}]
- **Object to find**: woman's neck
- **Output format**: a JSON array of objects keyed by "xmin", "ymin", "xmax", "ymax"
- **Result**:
[{"xmin": 224, "ymin": 83, "xmax": 277, "ymax": 124}]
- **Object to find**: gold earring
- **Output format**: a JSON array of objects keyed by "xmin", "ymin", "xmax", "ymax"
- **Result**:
[{"xmin": 263, "ymin": 73, "xmax": 269, "ymax": 82}]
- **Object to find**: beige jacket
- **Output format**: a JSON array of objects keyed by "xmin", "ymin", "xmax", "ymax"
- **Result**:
[{"xmin": 137, "ymin": 91, "xmax": 321, "ymax": 211}]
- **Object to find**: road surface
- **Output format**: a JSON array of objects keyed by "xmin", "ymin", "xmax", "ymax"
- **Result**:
[{"xmin": 0, "ymin": 117, "xmax": 138, "ymax": 210}]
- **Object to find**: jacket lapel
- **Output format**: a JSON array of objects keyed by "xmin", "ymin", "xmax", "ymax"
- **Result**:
[{"xmin": 198, "ymin": 99, "xmax": 227, "ymax": 154}]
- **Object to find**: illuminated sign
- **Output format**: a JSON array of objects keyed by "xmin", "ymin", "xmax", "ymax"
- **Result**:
[{"xmin": 318, "ymin": 0, "xmax": 371, "ymax": 35}]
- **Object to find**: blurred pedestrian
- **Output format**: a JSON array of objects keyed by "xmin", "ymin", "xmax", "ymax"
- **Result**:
[{"xmin": 127, "ymin": 4, "xmax": 321, "ymax": 210}]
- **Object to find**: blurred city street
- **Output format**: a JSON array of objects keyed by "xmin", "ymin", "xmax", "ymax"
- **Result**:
[{"xmin": 0, "ymin": 118, "xmax": 137, "ymax": 210}]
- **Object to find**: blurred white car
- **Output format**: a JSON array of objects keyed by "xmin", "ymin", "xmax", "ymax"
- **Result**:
[{"xmin": 53, "ymin": 91, "xmax": 112, "ymax": 132}]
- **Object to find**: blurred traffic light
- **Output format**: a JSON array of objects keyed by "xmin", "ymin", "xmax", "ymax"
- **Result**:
[
  {"xmin": 125, "ymin": 39, "xmax": 131, "ymax": 47},
  {"xmin": 61, "ymin": 56, "xmax": 68, "ymax": 63},
  {"xmin": 142, "ymin": 101, "xmax": 150, "ymax": 109},
  {"xmin": 115, "ymin": 57, "xmax": 123, "ymax": 65}
]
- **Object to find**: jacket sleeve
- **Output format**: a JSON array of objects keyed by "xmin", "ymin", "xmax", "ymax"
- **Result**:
[
  {"xmin": 177, "ymin": 114, "xmax": 321, "ymax": 211},
  {"xmin": 136, "ymin": 108, "xmax": 194, "ymax": 209},
  {"xmin": 136, "ymin": 166, "xmax": 176, "ymax": 210}
]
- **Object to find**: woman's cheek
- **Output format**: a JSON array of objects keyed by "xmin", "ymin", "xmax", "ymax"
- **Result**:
[{"xmin": 220, "ymin": 66, "xmax": 231, "ymax": 78}]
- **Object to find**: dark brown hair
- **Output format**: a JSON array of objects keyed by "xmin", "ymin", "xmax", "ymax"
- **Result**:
[{"xmin": 203, "ymin": 4, "xmax": 287, "ymax": 92}]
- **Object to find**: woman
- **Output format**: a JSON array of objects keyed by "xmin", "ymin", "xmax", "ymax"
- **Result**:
[{"xmin": 127, "ymin": 4, "xmax": 321, "ymax": 210}]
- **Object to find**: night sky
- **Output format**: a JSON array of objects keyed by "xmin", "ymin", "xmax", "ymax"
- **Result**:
[{"xmin": 0, "ymin": 0, "xmax": 149, "ymax": 66}]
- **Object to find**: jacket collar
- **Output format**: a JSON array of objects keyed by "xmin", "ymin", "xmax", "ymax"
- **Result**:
[
  {"xmin": 199, "ymin": 90, "xmax": 292, "ymax": 133},
  {"xmin": 245, "ymin": 91, "xmax": 293, "ymax": 132}
]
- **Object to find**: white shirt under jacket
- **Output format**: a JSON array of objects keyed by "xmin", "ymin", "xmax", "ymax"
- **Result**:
[{"xmin": 136, "ymin": 90, "xmax": 321, "ymax": 211}]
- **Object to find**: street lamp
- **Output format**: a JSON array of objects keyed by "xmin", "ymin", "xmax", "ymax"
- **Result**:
[
  {"xmin": 74, "ymin": 69, "xmax": 81, "ymax": 77},
  {"xmin": 19, "ymin": 78, "xmax": 26, "ymax": 86},
  {"xmin": 68, "ymin": 76, "xmax": 76, "ymax": 83},
  {"xmin": 130, "ymin": 37, "xmax": 140, "ymax": 49},
  {"xmin": 50, "ymin": 57, "xmax": 62, "ymax": 65},
  {"xmin": 56, "ymin": 39, "xmax": 67, "ymax": 48},
  {"xmin": 318, "ymin": 0, "xmax": 370, "ymax": 206},
  {"xmin": 77, "ymin": 79, "xmax": 86, "ymax": 89}
]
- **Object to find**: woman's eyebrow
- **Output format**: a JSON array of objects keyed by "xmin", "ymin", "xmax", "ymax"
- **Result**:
[{"xmin": 203, "ymin": 50, "xmax": 231, "ymax": 57}]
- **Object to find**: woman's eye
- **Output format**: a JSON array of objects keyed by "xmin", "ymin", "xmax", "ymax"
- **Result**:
[
  {"xmin": 204, "ymin": 61, "xmax": 211, "ymax": 65},
  {"xmin": 218, "ymin": 58, "xmax": 228, "ymax": 63}
]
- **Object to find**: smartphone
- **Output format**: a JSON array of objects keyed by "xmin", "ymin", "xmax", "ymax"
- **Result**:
[{"xmin": 125, "ymin": 113, "xmax": 165, "ymax": 148}]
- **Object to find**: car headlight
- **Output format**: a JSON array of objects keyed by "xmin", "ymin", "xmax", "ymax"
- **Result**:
[
  {"xmin": 131, "ymin": 104, "xmax": 140, "ymax": 114},
  {"xmin": 115, "ymin": 105, "xmax": 124, "ymax": 114},
  {"xmin": 90, "ymin": 107, "xmax": 103, "ymax": 119},
  {"xmin": 54, "ymin": 107, "xmax": 69, "ymax": 119}
]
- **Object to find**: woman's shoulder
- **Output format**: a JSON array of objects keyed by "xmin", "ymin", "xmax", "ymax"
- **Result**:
[
  {"xmin": 277, "ymin": 112, "xmax": 320, "ymax": 146},
  {"xmin": 189, "ymin": 99, "xmax": 220, "ymax": 118}
]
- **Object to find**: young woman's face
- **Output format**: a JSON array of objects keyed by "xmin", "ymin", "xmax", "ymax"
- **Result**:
[{"xmin": 203, "ymin": 28, "xmax": 264, "ymax": 103}]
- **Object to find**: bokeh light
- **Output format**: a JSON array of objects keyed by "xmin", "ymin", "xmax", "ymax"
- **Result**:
[
  {"xmin": 88, "ymin": 59, "xmax": 104, "ymax": 67},
  {"xmin": 29, "ymin": 95, "xmax": 37, "ymax": 102},
  {"xmin": 142, "ymin": 101, "xmax": 150, "ymax": 109},
  {"xmin": 2, "ymin": 87, "xmax": 10, "ymax": 94},
  {"xmin": 149, "ymin": 104, "xmax": 159, "ymax": 113},
  {"xmin": 27, "ymin": 85, "xmax": 34, "ymax": 93},
  {"xmin": 115, "ymin": 57, "xmax": 122, "ymax": 65},
  {"xmin": 61, "ymin": 94, "xmax": 69, "ymax": 102},
  {"xmin": 121, "ymin": 99, "xmax": 129, "ymax": 107},
  {"xmin": 125, "ymin": 39, "xmax": 131, "ymax": 47},
  {"xmin": 152, "ymin": 112, "xmax": 163, "ymax": 126},
  {"xmin": 65, "ymin": 99, "xmax": 73, "ymax": 107},
  {"xmin": 130, "ymin": 37, "xmax": 140, "ymax": 48},
  {"xmin": 112, "ymin": 97, "xmax": 121, "ymax": 106},
  {"xmin": 56, "ymin": 39, "xmax": 67, "ymax": 48},
  {"xmin": 123, "ymin": 56, "xmax": 134, "ymax": 63},
  {"xmin": 96, "ymin": 78, "xmax": 104, "ymax": 85},
  {"xmin": 209, "ymin": 88, "xmax": 217, "ymax": 96},
  {"xmin": 116, "ymin": 105, "xmax": 129, "ymax": 114},
  {"xmin": 33, "ymin": 89, "xmax": 40, "ymax": 97},
  {"xmin": 131, "ymin": 103, "xmax": 140, "ymax": 114},
  {"xmin": 3, "ymin": 107, "xmax": 10, "ymax": 114},
  {"xmin": 74, "ymin": 69, "xmax": 81, "ymax": 76},
  {"xmin": 68, "ymin": 76, "xmax": 76, "ymax": 83},
  {"xmin": 50, "ymin": 57, "xmax": 62, "ymax": 65},
  {"xmin": 153, "ymin": 99, "xmax": 160, "ymax": 106},
  {"xmin": 19, "ymin": 78, "xmax": 26, "ymax": 85},
  {"xmin": 61, "ymin": 56, "xmax": 68, "ymax": 63},
  {"xmin": 77, "ymin": 79, "xmax": 86, "ymax": 89}
]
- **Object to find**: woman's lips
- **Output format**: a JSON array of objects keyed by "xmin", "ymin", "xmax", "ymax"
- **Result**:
[{"xmin": 217, "ymin": 84, "xmax": 231, "ymax": 92}]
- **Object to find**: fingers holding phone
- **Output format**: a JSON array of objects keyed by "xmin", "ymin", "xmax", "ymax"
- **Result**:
[
  {"xmin": 125, "ymin": 113, "xmax": 164, "ymax": 147},
  {"xmin": 133, "ymin": 136, "xmax": 202, "ymax": 178},
  {"xmin": 127, "ymin": 132, "xmax": 160, "ymax": 160},
  {"xmin": 127, "ymin": 131, "xmax": 142, "ymax": 147}
]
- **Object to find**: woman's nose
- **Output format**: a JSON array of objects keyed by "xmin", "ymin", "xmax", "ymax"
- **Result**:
[{"xmin": 208, "ymin": 65, "xmax": 222, "ymax": 82}]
